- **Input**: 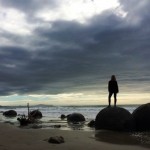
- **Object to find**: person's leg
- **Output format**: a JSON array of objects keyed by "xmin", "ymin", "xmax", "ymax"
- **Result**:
[
  {"xmin": 108, "ymin": 93, "xmax": 113, "ymax": 107},
  {"xmin": 114, "ymin": 93, "xmax": 117, "ymax": 107}
]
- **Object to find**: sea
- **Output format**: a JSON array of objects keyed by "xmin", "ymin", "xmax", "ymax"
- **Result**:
[{"xmin": 0, "ymin": 104, "xmax": 138, "ymax": 130}]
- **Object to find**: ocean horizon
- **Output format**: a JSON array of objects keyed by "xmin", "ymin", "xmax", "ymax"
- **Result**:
[{"xmin": 0, "ymin": 103, "xmax": 141, "ymax": 107}]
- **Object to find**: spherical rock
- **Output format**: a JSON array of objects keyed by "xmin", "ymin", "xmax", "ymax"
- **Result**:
[
  {"xmin": 88, "ymin": 120, "xmax": 95, "ymax": 127},
  {"xmin": 54, "ymin": 125, "xmax": 61, "ymax": 128},
  {"xmin": 132, "ymin": 103, "xmax": 150, "ymax": 131},
  {"xmin": 29, "ymin": 110, "xmax": 42, "ymax": 119},
  {"xmin": 31, "ymin": 124, "xmax": 42, "ymax": 129},
  {"xmin": 48, "ymin": 136, "xmax": 64, "ymax": 144},
  {"xmin": 3, "ymin": 110, "xmax": 17, "ymax": 117},
  {"xmin": 95, "ymin": 107, "xmax": 134, "ymax": 131},
  {"xmin": 67, "ymin": 113, "xmax": 85, "ymax": 122},
  {"xmin": 60, "ymin": 114, "xmax": 66, "ymax": 120}
]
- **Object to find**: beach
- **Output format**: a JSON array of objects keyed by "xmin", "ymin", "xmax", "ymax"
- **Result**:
[{"xmin": 0, "ymin": 123, "xmax": 150, "ymax": 150}]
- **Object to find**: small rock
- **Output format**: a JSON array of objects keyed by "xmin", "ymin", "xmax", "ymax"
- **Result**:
[
  {"xmin": 60, "ymin": 114, "xmax": 66, "ymax": 120},
  {"xmin": 17, "ymin": 117, "xmax": 30, "ymax": 126},
  {"xmin": 31, "ymin": 124, "xmax": 42, "ymax": 129},
  {"xmin": 88, "ymin": 120, "xmax": 95, "ymax": 127},
  {"xmin": 54, "ymin": 125, "xmax": 61, "ymax": 128},
  {"xmin": 48, "ymin": 136, "xmax": 64, "ymax": 144}
]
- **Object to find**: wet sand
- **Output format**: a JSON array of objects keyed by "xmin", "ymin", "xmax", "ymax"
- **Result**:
[{"xmin": 0, "ymin": 123, "xmax": 149, "ymax": 150}]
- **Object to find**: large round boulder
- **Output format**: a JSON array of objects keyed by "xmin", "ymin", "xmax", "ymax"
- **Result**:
[
  {"xmin": 132, "ymin": 103, "xmax": 150, "ymax": 131},
  {"xmin": 3, "ymin": 110, "xmax": 17, "ymax": 117},
  {"xmin": 95, "ymin": 107, "xmax": 134, "ymax": 131},
  {"xmin": 67, "ymin": 113, "xmax": 85, "ymax": 122},
  {"xmin": 29, "ymin": 110, "xmax": 42, "ymax": 119}
]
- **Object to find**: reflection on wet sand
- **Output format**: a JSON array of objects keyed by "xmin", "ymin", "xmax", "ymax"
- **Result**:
[{"xmin": 95, "ymin": 130, "xmax": 150, "ymax": 148}]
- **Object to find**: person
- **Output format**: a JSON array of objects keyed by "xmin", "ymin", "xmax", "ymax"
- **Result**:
[{"xmin": 108, "ymin": 75, "xmax": 119, "ymax": 107}]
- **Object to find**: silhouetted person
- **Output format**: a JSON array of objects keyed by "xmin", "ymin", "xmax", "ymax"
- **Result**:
[{"xmin": 108, "ymin": 75, "xmax": 119, "ymax": 107}]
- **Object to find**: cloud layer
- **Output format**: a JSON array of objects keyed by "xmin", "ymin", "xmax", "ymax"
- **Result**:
[{"xmin": 0, "ymin": 0, "xmax": 150, "ymax": 101}]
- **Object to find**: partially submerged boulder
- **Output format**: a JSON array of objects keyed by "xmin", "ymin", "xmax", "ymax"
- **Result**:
[
  {"xmin": 29, "ymin": 110, "xmax": 42, "ymax": 119},
  {"xmin": 132, "ymin": 103, "xmax": 150, "ymax": 131},
  {"xmin": 17, "ymin": 117, "xmax": 30, "ymax": 126},
  {"xmin": 60, "ymin": 114, "xmax": 66, "ymax": 120},
  {"xmin": 3, "ymin": 110, "xmax": 17, "ymax": 117},
  {"xmin": 95, "ymin": 107, "xmax": 134, "ymax": 131},
  {"xmin": 67, "ymin": 113, "xmax": 85, "ymax": 123},
  {"xmin": 88, "ymin": 120, "xmax": 95, "ymax": 128}
]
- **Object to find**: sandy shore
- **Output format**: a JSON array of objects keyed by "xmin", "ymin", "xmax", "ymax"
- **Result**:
[{"xmin": 0, "ymin": 123, "xmax": 149, "ymax": 150}]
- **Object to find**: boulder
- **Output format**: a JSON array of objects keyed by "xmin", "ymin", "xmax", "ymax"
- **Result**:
[
  {"xmin": 60, "ymin": 114, "xmax": 66, "ymax": 120},
  {"xmin": 132, "ymin": 103, "xmax": 150, "ymax": 131},
  {"xmin": 95, "ymin": 107, "xmax": 134, "ymax": 131},
  {"xmin": 3, "ymin": 110, "xmax": 17, "ymax": 117},
  {"xmin": 29, "ymin": 110, "xmax": 42, "ymax": 119},
  {"xmin": 17, "ymin": 117, "xmax": 30, "ymax": 126},
  {"xmin": 54, "ymin": 125, "xmax": 61, "ymax": 128},
  {"xmin": 88, "ymin": 120, "xmax": 95, "ymax": 127},
  {"xmin": 31, "ymin": 124, "xmax": 42, "ymax": 129},
  {"xmin": 48, "ymin": 136, "xmax": 64, "ymax": 144},
  {"xmin": 67, "ymin": 113, "xmax": 85, "ymax": 123}
]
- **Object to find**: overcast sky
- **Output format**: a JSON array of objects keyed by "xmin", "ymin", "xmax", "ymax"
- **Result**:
[{"xmin": 0, "ymin": 0, "xmax": 150, "ymax": 105}]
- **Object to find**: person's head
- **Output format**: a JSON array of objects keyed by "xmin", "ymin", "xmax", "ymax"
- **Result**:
[{"xmin": 111, "ymin": 75, "xmax": 116, "ymax": 81}]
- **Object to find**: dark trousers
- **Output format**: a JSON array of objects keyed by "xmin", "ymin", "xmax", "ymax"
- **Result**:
[{"xmin": 108, "ymin": 92, "xmax": 117, "ymax": 106}]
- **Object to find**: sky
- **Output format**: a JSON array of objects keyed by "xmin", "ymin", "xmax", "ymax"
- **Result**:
[{"xmin": 0, "ymin": 0, "xmax": 150, "ymax": 106}]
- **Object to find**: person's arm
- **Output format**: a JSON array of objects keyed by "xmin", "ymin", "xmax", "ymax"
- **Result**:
[
  {"xmin": 116, "ymin": 81, "xmax": 119, "ymax": 93},
  {"xmin": 108, "ymin": 81, "xmax": 110, "ymax": 92}
]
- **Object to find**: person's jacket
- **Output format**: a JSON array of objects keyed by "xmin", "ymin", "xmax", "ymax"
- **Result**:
[{"xmin": 108, "ymin": 80, "xmax": 119, "ymax": 93}]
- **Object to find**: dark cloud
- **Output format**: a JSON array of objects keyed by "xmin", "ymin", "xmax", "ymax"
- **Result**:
[{"xmin": 0, "ymin": 0, "xmax": 150, "ymax": 96}]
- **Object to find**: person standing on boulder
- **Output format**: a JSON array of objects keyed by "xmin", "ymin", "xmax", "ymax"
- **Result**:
[{"xmin": 108, "ymin": 75, "xmax": 119, "ymax": 107}]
